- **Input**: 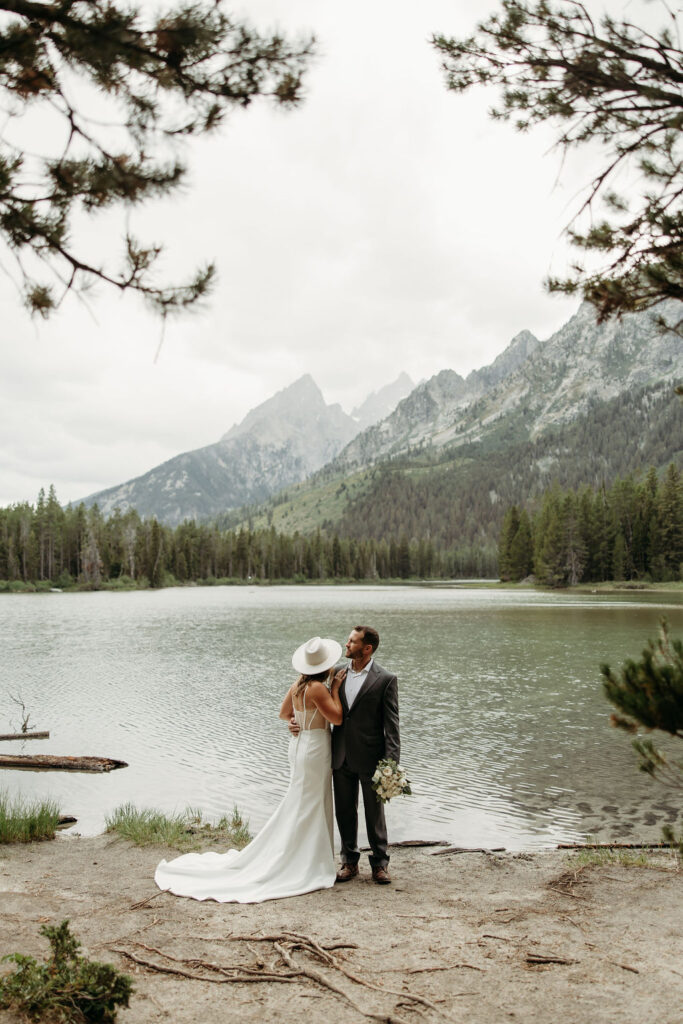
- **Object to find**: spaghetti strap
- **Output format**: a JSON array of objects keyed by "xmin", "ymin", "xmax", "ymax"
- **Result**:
[{"xmin": 292, "ymin": 684, "xmax": 326, "ymax": 732}]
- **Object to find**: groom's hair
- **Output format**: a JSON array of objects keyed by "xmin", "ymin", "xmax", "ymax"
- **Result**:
[{"xmin": 354, "ymin": 625, "xmax": 379, "ymax": 652}]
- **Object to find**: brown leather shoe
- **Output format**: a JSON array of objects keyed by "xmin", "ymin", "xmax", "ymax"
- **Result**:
[
  {"xmin": 335, "ymin": 863, "xmax": 359, "ymax": 883},
  {"xmin": 372, "ymin": 866, "xmax": 391, "ymax": 885}
]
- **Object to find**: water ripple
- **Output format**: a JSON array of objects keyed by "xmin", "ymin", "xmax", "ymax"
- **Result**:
[{"xmin": 1, "ymin": 586, "xmax": 682, "ymax": 846}]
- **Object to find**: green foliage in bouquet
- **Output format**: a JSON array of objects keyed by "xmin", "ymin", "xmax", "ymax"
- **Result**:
[
  {"xmin": 372, "ymin": 758, "xmax": 412, "ymax": 804},
  {"xmin": 0, "ymin": 920, "xmax": 133, "ymax": 1023}
]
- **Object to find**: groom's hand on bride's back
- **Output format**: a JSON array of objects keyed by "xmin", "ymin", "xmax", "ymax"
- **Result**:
[{"xmin": 288, "ymin": 714, "xmax": 300, "ymax": 736}]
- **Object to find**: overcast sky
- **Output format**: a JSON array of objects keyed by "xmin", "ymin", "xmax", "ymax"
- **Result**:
[{"xmin": 0, "ymin": 0, "xmax": 669, "ymax": 506}]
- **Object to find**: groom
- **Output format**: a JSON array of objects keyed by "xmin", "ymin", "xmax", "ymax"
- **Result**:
[{"xmin": 332, "ymin": 625, "xmax": 400, "ymax": 885}]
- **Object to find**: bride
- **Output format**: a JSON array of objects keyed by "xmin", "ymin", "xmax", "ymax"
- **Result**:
[{"xmin": 154, "ymin": 636, "xmax": 343, "ymax": 903}]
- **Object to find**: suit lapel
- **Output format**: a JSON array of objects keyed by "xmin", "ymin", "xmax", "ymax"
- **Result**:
[
  {"xmin": 348, "ymin": 663, "xmax": 379, "ymax": 713},
  {"xmin": 340, "ymin": 669, "xmax": 350, "ymax": 715},
  {"xmin": 337, "ymin": 667, "xmax": 350, "ymax": 716}
]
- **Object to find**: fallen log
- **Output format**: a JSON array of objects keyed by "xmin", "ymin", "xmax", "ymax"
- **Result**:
[
  {"xmin": 360, "ymin": 839, "xmax": 449, "ymax": 851},
  {"xmin": 0, "ymin": 754, "xmax": 127, "ymax": 773},
  {"xmin": 57, "ymin": 815, "xmax": 77, "ymax": 828},
  {"xmin": 430, "ymin": 846, "xmax": 506, "ymax": 856},
  {"xmin": 0, "ymin": 731, "xmax": 50, "ymax": 741},
  {"xmin": 388, "ymin": 839, "xmax": 450, "ymax": 848}
]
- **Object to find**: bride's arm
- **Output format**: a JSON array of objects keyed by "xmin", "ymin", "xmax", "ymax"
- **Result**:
[
  {"xmin": 279, "ymin": 684, "xmax": 295, "ymax": 721},
  {"xmin": 308, "ymin": 677, "xmax": 343, "ymax": 726}
]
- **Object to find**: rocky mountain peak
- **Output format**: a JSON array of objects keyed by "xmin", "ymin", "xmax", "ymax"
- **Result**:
[
  {"xmin": 465, "ymin": 328, "xmax": 539, "ymax": 392},
  {"xmin": 334, "ymin": 303, "xmax": 683, "ymax": 471},
  {"xmin": 80, "ymin": 371, "xmax": 411, "ymax": 525},
  {"xmin": 222, "ymin": 374, "xmax": 328, "ymax": 443},
  {"xmin": 351, "ymin": 372, "xmax": 415, "ymax": 432}
]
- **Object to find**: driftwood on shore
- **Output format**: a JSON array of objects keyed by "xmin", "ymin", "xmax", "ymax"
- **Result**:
[
  {"xmin": 0, "ymin": 731, "xmax": 50, "ymax": 741},
  {"xmin": 430, "ymin": 846, "xmax": 506, "ymax": 856},
  {"xmin": 360, "ymin": 839, "xmax": 449, "ymax": 851},
  {"xmin": 0, "ymin": 754, "xmax": 128, "ymax": 772}
]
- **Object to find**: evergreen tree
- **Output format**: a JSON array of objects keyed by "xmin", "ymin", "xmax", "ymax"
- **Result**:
[
  {"xmin": 602, "ymin": 620, "xmax": 683, "ymax": 849},
  {"xmin": 509, "ymin": 508, "xmax": 533, "ymax": 581},
  {"xmin": 577, "ymin": 487, "xmax": 596, "ymax": 581},
  {"xmin": 35, "ymin": 487, "xmax": 47, "ymax": 579},
  {"xmin": 633, "ymin": 469, "xmax": 658, "ymax": 578},
  {"xmin": 397, "ymin": 534, "xmax": 411, "ymax": 579},
  {"xmin": 612, "ymin": 531, "xmax": 628, "ymax": 582},
  {"xmin": 80, "ymin": 517, "xmax": 102, "ymax": 586},
  {"xmin": 0, "ymin": 1, "xmax": 312, "ymax": 315},
  {"xmin": 498, "ymin": 505, "xmax": 520, "ymax": 581},
  {"xmin": 148, "ymin": 518, "xmax": 164, "ymax": 589},
  {"xmin": 534, "ymin": 489, "xmax": 566, "ymax": 587},
  {"xmin": 44, "ymin": 484, "xmax": 63, "ymax": 581},
  {"xmin": 658, "ymin": 463, "xmax": 683, "ymax": 578},
  {"xmin": 433, "ymin": 2, "xmax": 683, "ymax": 331},
  {"xmin": 562, "ymin": 493, "xmax": 587, "ymax": 586},
  {"xmin": 331, "ymin": 534, "xmax": 342, "ymax": 577},
  {"xmin": 592, "ymin": 486, "xmax": 614, "ymax": 582}
]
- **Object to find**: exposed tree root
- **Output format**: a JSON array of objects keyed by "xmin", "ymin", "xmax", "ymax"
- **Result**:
[
  {"xmin": 110, "ymin": 929, "xmax": 453, "ymax": 1022},
  {"xmin": 525, "ymin": 952, "xmax": 578, "ymax": 966},
  {"xmin": 274, "ymin": 941, "xmax": 412, "ymax": 1024},
  {"xmin": 407, "ymin": 963, "xmax": 485, "ymax": 974},
  {"xmin": 229, "ymin": 931, "xmax": 449, "ymax": 1018},
  {"xmin": 549, "ymin": 887, "xmax": 588, "ymax": 901},
  {"xmin": 111, "ymin": 946, "xmax": 295, "ymax": 984},
  {"xmin": 129, "ymin": 890, "xmax": 167, "ymax": 911},
  {"xmin": 608, "ymin": 961, "xmax": 639, "ymax": 974}
]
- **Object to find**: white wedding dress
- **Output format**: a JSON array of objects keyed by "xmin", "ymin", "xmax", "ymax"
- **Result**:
[{"xmin": 154, "ymin": 695, "xmax": 336, "ymax": 903}]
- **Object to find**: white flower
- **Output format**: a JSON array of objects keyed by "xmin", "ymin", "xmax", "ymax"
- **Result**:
[
  {"xmin": 382, "ymin": 766, "xmax": 393, "ymax": 777},
  {"xmin": 372, "ymin": 770, "xmax": 381, "ymax": 783}
]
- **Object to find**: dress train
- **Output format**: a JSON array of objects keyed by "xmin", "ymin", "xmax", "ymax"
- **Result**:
[{"xmin": 154, "ymin": 709, "xmax": 335, "ymax": 903}]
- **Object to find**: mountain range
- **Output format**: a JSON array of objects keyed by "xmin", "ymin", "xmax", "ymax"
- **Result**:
[
  {"xmin": 229, "ymin": 302, "xmax": 683, "ymax": 548},
  {"xmin": 335, "ymin": 302, "xmax": 680, "ymax": 471},
  {"xmin": 82, "ymin": 372, "xmax": 414, "ymax": 524},
  {"xmin": 84, "ymin": 301, "xmax": 683, "ymax": 540}
]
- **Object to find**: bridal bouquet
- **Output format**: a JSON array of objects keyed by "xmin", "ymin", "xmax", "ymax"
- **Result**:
[{"xmin": 372, "ymin": 759, "xmax": 412, "ymax": 804}]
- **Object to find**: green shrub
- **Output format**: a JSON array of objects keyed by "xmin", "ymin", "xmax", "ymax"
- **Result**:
[{"xmin": 0, "ymin": 920, "xmax": 132, "ymax": 1023}]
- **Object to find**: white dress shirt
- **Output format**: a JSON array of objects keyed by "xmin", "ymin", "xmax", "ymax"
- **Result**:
[{"xmin": 344, "ymin": 658, "xmax": 373, "ymax": 709}]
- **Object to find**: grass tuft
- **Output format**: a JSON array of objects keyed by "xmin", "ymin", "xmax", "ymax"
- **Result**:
[
  {"xmin": 0, "ymin": 791, "xmax": 60, "ymax": 843},
  {"xmin": 569, "ymin": 847, "xmax": 671, "ymax": 869},
  {"xmin": 105, "ymin": 803, "xmax": 251, "ymax": 851}
]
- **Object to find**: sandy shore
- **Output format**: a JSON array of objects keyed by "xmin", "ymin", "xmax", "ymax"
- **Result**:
[{"xmin": 0, "ymin": 835, "xmax": 681, "ymax": 1024}]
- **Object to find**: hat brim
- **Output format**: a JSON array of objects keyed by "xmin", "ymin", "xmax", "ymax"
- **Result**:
[{"xmin": 292, "ymin": 638, "xmax": 342, "ymax": 676}]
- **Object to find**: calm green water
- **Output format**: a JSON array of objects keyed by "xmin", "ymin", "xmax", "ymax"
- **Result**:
[{"xmin": 1, "ymin": 585, "xmax": 682, "ymax": 849}]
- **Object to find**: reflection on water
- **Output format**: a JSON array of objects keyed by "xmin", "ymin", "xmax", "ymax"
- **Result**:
[{"xmin": 1, "ymin": 585, "xmax": 682, "ymax": 849}]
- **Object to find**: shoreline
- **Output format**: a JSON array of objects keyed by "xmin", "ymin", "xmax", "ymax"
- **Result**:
[
  {"xmin": 2, "ymin": 578, "xmax": 683, "ymax": 595},
  {"xmin": 0, "ymin": 834, "xmax": 681, "ymax": 1023}
]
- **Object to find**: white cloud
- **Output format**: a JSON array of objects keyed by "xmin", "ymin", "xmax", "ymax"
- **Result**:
[{"xmin": 0, "ymin": 0, "xmax": 657, "ymax": 506}]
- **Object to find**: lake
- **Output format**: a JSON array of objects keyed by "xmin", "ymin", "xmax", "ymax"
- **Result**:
[{"xmin": 2, "ymin": 584, "xmax": 682, "ymax": 850}]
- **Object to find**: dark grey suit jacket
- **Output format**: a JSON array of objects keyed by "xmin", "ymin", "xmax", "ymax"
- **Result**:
[{"xmin": 331, "ymin": 660, "xmax": 400, "ymax": 775}]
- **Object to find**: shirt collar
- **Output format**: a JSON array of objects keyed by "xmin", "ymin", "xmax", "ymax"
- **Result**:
[{"xmin": 348, "ymin": 657, "xmax": 373, "ymax": 676}]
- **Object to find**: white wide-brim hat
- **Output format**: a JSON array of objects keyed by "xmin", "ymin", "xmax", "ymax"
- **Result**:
[{"xmin": 292, "ymin": 636, "xmax": 342, "ymax": 675}]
